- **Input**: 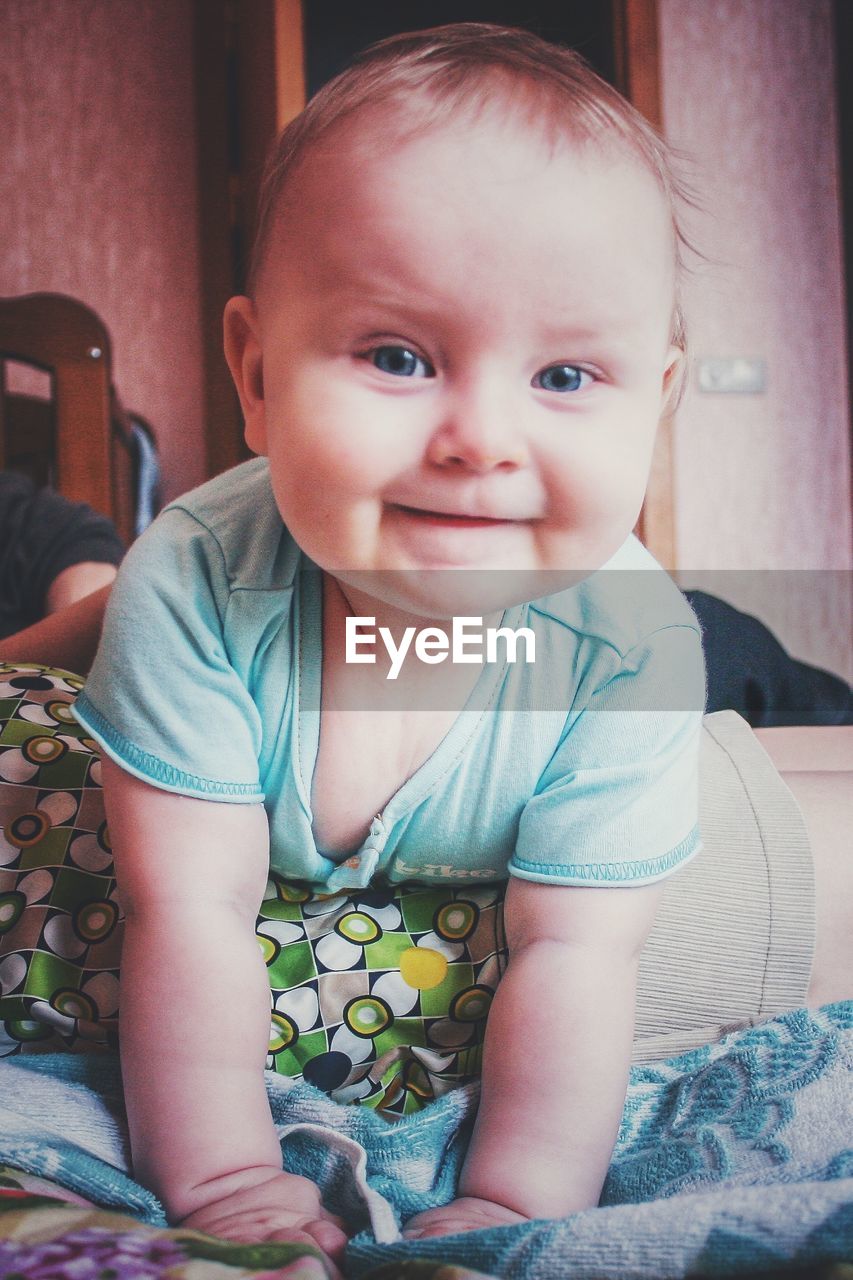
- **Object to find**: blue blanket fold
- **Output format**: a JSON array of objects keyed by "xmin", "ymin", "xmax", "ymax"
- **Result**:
[{"xmin": 0, "ymin": 1002, "xmax": 850, "ymax": 1278}]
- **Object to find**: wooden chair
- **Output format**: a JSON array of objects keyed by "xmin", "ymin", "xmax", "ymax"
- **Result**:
[{"xmin": 0, "ymin": 293, "xmax": 143, "ymax": 545}]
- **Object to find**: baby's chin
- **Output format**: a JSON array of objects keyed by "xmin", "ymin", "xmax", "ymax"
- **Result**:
[
  {"xmin": 308, "ymin": 522, "xmax": 628, "ymax": 618},
  {"xmin": 329, "ymin": 564, "xmax": 592, "ymax": 621}
]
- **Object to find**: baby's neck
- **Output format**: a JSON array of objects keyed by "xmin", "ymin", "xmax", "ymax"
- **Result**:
[
  {"xmin": 325, "ymin": 573, "xmax": 502, "ymax": 637},
  {"xmin": 320, "ymin": 571, "xmax": 501, "ymax": 708},
  {"xmin": 312, "ymin": 572, "xmax": 492, "ymax": 851}
]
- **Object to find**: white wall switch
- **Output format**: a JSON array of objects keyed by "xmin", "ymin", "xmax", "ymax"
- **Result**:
[{"xmin": 697, "ymin": 357, "xmax": 767, "ymax": 393}]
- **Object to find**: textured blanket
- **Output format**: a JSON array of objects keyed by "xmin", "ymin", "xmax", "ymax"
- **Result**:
[{"xmin": 0, "ymin": 1002, "xmax": 850, "ymax": 1278}]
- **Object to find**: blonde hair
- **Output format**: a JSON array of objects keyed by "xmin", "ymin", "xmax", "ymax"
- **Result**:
[{"xmin": 250, "ymin": 22, "xmax": 691, "ymax": 354}]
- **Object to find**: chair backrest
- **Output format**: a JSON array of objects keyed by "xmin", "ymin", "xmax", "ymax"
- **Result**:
[{"xmin": 0, "ymin": 292, "xmax": 139, "ymax": 543}]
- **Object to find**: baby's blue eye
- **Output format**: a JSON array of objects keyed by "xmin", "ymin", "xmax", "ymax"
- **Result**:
[
  {"xmin": 534, "ymin": 364, "xmax": 590, "ymax": 393},
  {"xmin": 369, "ymin": 346, "xmax": 434, "ymax": 378}
]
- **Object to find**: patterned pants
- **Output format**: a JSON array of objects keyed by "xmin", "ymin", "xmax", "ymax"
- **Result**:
[{"xmin": 0, "ymin": 664, "xmax": 506, "ymax": 1118}]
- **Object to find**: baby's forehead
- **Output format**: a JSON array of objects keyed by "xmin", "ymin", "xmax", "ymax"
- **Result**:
[
  {"xmin": 308, "ymin": 89, "xmax": 651, "ymax": 182},
  {"xmin": 269, "ymin": 100, "xmax": 671, "ymax": 255},
  {"xmin": 249, "ymin": 33, "xmax": 688, "ymax": 306},
  {"xmin": 255, "ymin": 106, "xmax": 676, "ymax": 350},
  {"xmin": 290, "ymin": 162, "xmax": 661, "ymax": 298}
]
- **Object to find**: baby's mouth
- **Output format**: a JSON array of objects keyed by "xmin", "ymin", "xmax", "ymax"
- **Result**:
[{"xmin": 390, "ymin": 504, "xmax": 516, "ymax": 527}]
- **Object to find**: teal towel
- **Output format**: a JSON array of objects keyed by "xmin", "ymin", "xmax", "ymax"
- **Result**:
[{"xmin": 0, "ymin": 1003, "xmax": 850, "ymax": 1277}]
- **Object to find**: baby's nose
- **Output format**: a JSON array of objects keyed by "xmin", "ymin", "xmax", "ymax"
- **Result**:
[{"xmin": 426, "ymin": 384, "xmax": 527, "ymax": 473}]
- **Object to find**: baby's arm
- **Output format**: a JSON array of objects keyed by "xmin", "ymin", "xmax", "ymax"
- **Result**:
[
  {"xmin": 100, "ymin": 760, "xmax": 347, "ymax": 1264},
  {"xmin": 405, "ymin": 875, "xmax": 664, "ymax": 1237}
]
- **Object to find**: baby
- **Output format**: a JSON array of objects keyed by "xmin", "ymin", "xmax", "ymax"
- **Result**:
[{"xmin": 72, "ymin": 21, "xmax": 714, "ymax": 1268}]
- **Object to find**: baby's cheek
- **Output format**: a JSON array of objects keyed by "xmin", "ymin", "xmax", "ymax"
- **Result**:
[
  {"xmin": 295, "ymin": 392, "xmax": 399, "ymax": 491},
  {"xmin": 542, "ymin": 461, "xmax": 613, "ymax": 527},
  {"xmin": 535, "ymin": 466, "xmax": 641, "ymax": 567}
]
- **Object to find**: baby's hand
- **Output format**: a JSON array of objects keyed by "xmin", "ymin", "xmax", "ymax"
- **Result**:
[
  {"xmin": 403, "ymin": 1195, "xmax": 528, "ymax": 1240},
  {"xmin": 177, "ymin": 1169, "xmax": 348, "ymax": 1275}
]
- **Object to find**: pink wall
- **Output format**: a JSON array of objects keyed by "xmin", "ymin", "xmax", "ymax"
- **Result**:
[
  {"xmin": 659, "ymin": 0, "xmax": 852, "ymax": 678},
  {"xmin": 1, "ymin": 0, "xmax": 205, "ymax": 503}
]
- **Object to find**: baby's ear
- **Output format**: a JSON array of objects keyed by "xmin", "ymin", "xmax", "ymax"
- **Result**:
[
  {"xmin": 661, "ymin": 343, "xmax": 687, "ymax": 419},
  {"xmin": 223, "ymin": 296, "xmax": 267, "ymax": 454}
]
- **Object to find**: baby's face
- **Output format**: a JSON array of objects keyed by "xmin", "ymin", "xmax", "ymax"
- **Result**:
[{"xmin": 230, "ymin": 111, "xmax": 680, "ymax": 618}]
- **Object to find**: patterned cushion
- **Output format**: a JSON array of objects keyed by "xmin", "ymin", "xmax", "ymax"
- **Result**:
[{"xmin": 0, "ymin": 665, "xmax": 506, "ymax": 1117}]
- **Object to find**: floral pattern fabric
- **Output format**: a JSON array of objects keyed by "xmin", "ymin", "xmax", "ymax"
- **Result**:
[
  {"xmin": 260, "ymin": 878, "xmax": 505, "ymax": 1115},
  {"xmin": 0, "ymin": 665, "xmax": 506, "ymax": 1115}
]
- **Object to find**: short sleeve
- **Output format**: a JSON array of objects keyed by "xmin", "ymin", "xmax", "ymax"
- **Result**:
[
  {"xmin": 509, "ymin": 624, "xmax": 706, "ymax": 886},
  {"xmin": 72, "ymin": 508, "xmax": 264, "ymax": 802}
]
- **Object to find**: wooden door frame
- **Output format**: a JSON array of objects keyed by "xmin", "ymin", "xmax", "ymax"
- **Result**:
[
  {"xmin": 611, "ymin": 0, "xmax": 675, "ymax": 567},
  {"xmin": 193, "ymin": 0, "xmax": 242, "ymax": 481},
  {"xmin": 193, "ymin": 0, "xmax": 306, "ymax": 483}
]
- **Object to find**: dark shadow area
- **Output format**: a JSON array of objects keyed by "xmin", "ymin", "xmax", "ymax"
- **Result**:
[{"xmin": 305, "ymin": 1, "xmax": 615, "ymax": 97}]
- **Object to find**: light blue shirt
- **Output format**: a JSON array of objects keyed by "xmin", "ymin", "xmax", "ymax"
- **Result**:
[{"xmin": 74, "ymin": 459, "xmax": 706, "ymax": 893}]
